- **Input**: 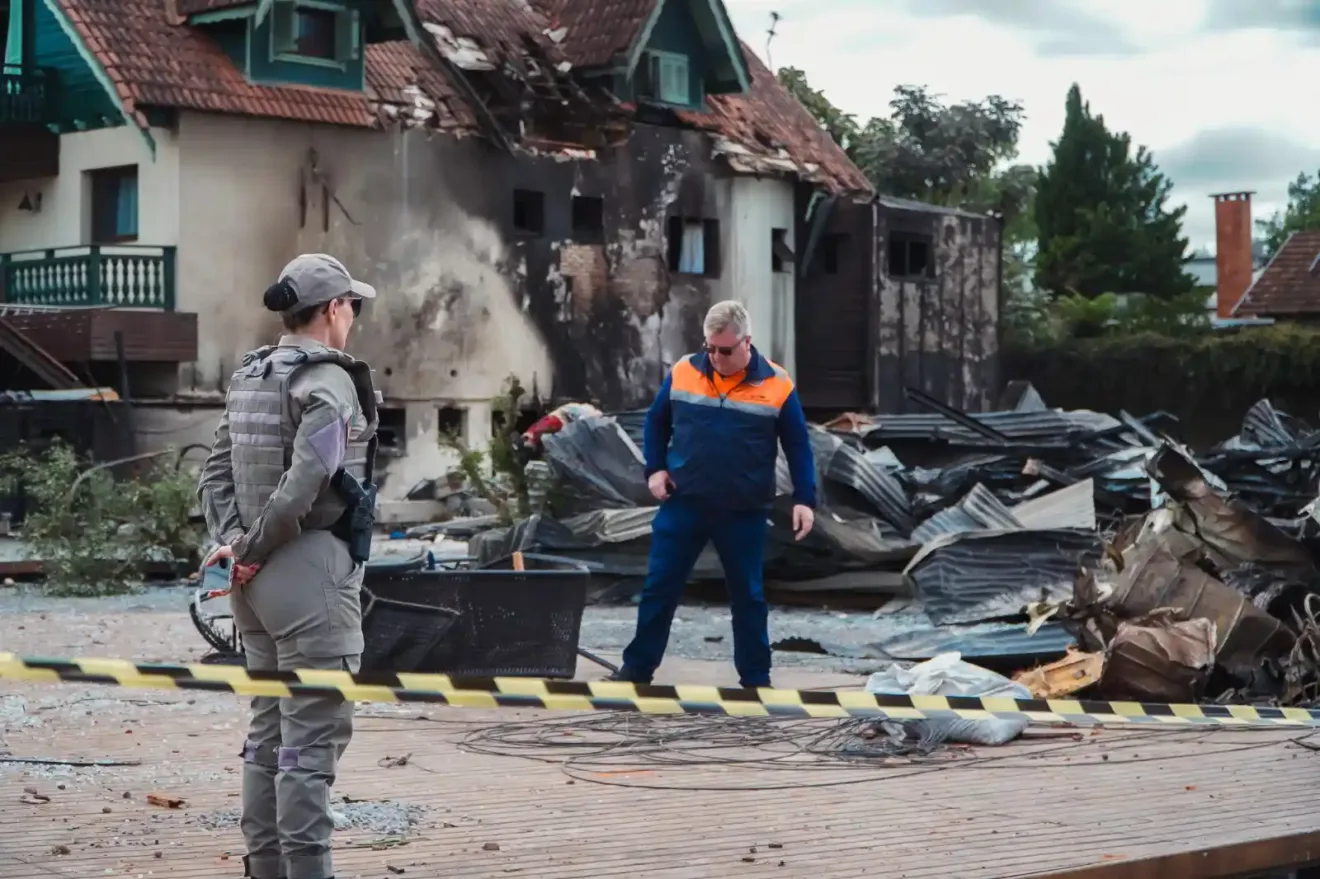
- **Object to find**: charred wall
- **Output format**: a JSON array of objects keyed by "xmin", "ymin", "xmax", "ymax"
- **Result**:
[
  {"xmin": 501, "ymin": 123, "xmax": 728, "ymax": 408},
  {"xmin": 875, "ymin": 202, "xmax": 1001, "ymax": 414},
  {"xmin": 174, "ymin": 113, "xmax": 729, "ymax": 412}
]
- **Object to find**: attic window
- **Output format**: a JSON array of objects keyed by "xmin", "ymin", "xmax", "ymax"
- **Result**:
[
  {"xmin": 272, "ymin": 1, "xmax": 361, "ymax": 65},
  {"xmin": 888, "ymin": 231, "xmax": 933, "ymax": 279},
  {"xmin": 637, "ymin": 50, "xmax": 690, "ymax": 106}
]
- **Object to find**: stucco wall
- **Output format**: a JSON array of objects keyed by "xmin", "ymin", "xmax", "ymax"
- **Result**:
[
  {"xmin": 0, "ymin": 125, "xmax": 180, "ymax": 253},
  {"xmin": 727, "ymin": 176, "xmax": 795, "ymax": 375}
]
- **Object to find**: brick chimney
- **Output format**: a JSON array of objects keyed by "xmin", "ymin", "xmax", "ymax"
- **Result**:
[{"xmin": 1211, "ymin": 191, "xmax": 1254, "ymax": 318}]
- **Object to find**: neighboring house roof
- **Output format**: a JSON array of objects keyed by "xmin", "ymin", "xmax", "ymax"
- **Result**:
[
  {"xmin": 1232, "ymin": 229, "xmax": 1320, "ymax": 317},
  {"xmin": 47, "ymin": 0, "xmax": 871, "ymax": 194}
]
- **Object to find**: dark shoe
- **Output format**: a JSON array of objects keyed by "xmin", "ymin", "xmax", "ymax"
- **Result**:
[{"xmin": 605, "ymin": 667, "xmax": 652, "ymax": 684}]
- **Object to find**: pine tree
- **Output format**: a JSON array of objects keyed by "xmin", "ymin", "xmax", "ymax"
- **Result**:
[{"xmin": 1035, "ymin": 84, "xmax": 1192, "ymax": 299}]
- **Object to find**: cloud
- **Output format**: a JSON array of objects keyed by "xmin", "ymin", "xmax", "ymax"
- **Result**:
[
  {"xmin": 1157, "ymin": 128, "xmax": 1320, "ymax": 191},
  {"xmin": 1201, "ymin": 0, "xmax": 1320, "ymax": 41},
  {"xmin": 900, "ymin": 0, "xmax": 1142, "ymax": 56}
]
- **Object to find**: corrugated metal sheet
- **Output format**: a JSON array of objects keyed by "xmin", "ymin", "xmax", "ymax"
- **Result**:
[
  {"xmin": 871, "ymin": 619, "xmax": 1077, "ymax": 662},
  {"xmin": 910, "ymin": 483, "xmax": 1021, "ymax": 545},
  {"xmin": 845, "ymin": 409, "xmax": 1124, "ymax": 446},
  {"xmin": 907, "ymin": 529, "xmax": 1104, "ymax": 626}
]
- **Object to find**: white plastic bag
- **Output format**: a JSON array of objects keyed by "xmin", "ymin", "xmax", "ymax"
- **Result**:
[{"xmin": 865, "ymin": 651, "xmax": 1030, "ymax": 746}]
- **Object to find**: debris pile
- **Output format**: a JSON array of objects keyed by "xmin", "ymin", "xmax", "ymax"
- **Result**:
[{"xmin": 392, "ymin": 386, "xmax": 1320, "ymax": 706}]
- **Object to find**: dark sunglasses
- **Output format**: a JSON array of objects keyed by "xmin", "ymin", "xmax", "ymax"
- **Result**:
[{"xmin": 705, "ymin": 340, "xmax": 743, "ymax": 356}]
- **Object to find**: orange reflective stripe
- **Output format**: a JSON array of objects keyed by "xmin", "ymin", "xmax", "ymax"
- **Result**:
[
  {"xmin": 669, "ymin": 357, "xmax": 795, "ymax": 413},
  {"xmin": 670, "ymin": 357, "xmax": 718, "ymax": 401}
]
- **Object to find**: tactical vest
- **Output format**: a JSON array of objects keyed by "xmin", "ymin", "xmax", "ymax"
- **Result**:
[{"xmin": 226, "ymin": 342, "xmax": 380, "ymax": 532}]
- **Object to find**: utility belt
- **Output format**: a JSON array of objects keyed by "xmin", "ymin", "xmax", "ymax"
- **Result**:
[{"xmin": 327, "ymin": 436, "xmax": 378, "ymax": 564}]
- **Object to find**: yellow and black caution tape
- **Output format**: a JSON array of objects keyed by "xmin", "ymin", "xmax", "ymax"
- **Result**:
[{"xmin": 1, "ymin": 651, "xmax": 1317, "ymax": 728}]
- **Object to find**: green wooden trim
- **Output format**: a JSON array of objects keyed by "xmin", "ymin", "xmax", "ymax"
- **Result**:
[
  {"xmin": 188, "ymin": 5, "xmax": 254, "ymax": 24},
  {"xmin": 39, "ymin": 0, "xmax": 155, "ymax": 158},
  {"xmin": 253, "ymin": 0, "xmax": 274, "ymax": 27},
  {"xmin": 640, "ymin": 47, "xmax": 692, "ymax": 106},
  {"xmin": 625, "ymin": 0, "xmax": 665, "ymax": 74},
  {"xmin": 705, "ymin": 0, "xmax": 749, "ymax": 91},
  {"xmin": 625, "ymin": 0, "xmax": 749, "ymax": 92}
]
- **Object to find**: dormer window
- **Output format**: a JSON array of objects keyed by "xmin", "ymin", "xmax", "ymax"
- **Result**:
[
  {"xmin": 291, "ymin": 7, "xmax": 336, "ymax": 59},
  {"xmin": 271, "ymin": 0, "xmax": 360, "ymax": 67},
  {"xmin": 637, "ymin": 49, "xmax": 690, "ymax": 106}
]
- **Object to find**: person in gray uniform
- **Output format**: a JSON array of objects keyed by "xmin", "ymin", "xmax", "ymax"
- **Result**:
[{"xmin": 197, "ymin": 253, "xmax": 382, "ymax": 879}]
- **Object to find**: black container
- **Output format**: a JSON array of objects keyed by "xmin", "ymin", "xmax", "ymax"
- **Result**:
[{"xmin": 360, "ymin": 552, "xmax": 590, "ymax": 678}]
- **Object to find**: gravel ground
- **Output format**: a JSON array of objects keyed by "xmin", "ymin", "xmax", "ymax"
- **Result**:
[{"xmin": 188, "ymin": 800, "xmax": 429, "ymax": 836}]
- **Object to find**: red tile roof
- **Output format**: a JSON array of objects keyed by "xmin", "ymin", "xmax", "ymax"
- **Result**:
[
  {"xmin": 1233, "ymin": 229, "xmax": 1320, "ymax": 317},
  {"xmin": 51, "ymin": 0, "xmax": 871, "ymax": 194},
  {"xmin": 532, "ymin": 0, "xmax": 655, "ymax": 68},
  {"xmin": 682, "ymin": 45, "xmax": 871, "ymax": 195},
  {"xmin": 54, "ymin": 0, "xmax": 463, "ymax": 129}
]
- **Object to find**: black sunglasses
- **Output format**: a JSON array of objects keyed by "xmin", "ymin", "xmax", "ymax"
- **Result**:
[{"xmin": 705, "ymin": 340, "xmax": 744, "ymax": 356}]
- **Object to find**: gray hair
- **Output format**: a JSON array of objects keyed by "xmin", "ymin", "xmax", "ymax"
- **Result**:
[{"xmin": 703, "ymin": 300, "xmax": 751, "ymax": 339}]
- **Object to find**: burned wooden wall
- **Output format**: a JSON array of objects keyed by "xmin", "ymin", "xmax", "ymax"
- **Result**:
[
  {"xmin": 874, "ymin": 198, "xmax": 1001, "ymax": 414},
  {"xmin": 795, "ymin": 192, "xmax": 875, "ymax": 412}
]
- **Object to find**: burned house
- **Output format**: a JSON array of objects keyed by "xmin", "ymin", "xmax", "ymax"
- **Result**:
[
  {"xmin": 795, "ymin": 195, "xmax": 1003, "ymax": 415},
  {"xmin": 0, "ymin": 0, "xmax": 1002, "ymax": 488},
  {"xmin": 0, "ymin": 0, "xmax": 868, "ymax": 475}
]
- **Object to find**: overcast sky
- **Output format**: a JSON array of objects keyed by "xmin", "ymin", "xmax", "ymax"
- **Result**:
[{"xmin": 723, "ymin": 0, "xmax": 1320, "ymax": 253}]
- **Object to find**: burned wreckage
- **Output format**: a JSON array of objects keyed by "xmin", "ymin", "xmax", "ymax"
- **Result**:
[
  {"xmin": 414, "ymin": 390, "xmax": 1320, "ymax": 706},
  {"xmin": 190, "ymin": 384, "xmax": 1320, "ymax": 708}
]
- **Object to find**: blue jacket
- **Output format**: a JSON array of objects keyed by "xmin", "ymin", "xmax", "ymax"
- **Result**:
[{"xmin": 643, "ymin": 346, "xmax": 817, "ymax": 511}]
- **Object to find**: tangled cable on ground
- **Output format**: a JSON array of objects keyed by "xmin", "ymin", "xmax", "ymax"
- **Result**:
[
  {"xmin": 356, "ymin": 710, "xmax": 1315, "ymax": 792},
  {"xmin": 459, "ymin": 713, "xmax": 949, "ymax": 771}
]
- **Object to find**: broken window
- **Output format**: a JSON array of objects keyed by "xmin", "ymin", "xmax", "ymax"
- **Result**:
[
  {"xmin": 376, "ymin": 407, "xmax": 406, "ymax": 454},
  {"xmin": 88, "ymin": 165, "xmax": 139, "ymax": 244},
  {"xmin": 820, "ymin": 233, "xmax": 847, "ymax": 274},
  {"xmin": 271, "ymin": 1, "xmax": 360, "ymax": 63},
  {"xmin": 887, "ymin": 231, "xmax": 933, "ymax": 279},
  {"xmin": 667, "ymin": 217, "xmax": 720, "ymax": 278},
  {"xmin": 572, "ymin": 195, "xmax": 604, "ymax": 243},
  {"xmin": 436, "ymin": 405, "xmax": 465, "ymax": 442},
  {"xmin": 771, "ymin": 228, "xmax": 794, "ymax": 273},
  {"xmin": 513, "ymin": 189, "xmax": 544, "ymax": 236},
  {"xmin": 637, "ymin": 49, "xmax": 691, "ymax": 106}
]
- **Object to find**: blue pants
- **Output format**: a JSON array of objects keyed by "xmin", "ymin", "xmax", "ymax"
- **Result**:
[{"xmin": 620, "ymin": 499, "xmax": 772, "ymax": 688}]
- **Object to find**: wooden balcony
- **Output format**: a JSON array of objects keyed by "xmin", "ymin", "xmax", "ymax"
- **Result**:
[
  {"xmin": 0, "ymin": 246, "xmax": 195, "ymax": 365},
  {"xmin": 0, "ymin": 245, "xmax": 177, "ymax": 310},
  {"xmin": 0, "ymin": 65, "xmax": 56, "ymax": 128}
]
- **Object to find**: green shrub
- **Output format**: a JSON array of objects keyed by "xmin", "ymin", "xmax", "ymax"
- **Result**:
[{"xmin": 0, "ymin": 441, "xmax": 203, "ymax": 596}]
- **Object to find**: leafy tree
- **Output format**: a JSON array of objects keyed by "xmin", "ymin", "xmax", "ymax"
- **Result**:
[
  {"xmin": 1034, "ymin": 84, "xmax": 1192, "ymax": 299},
  {"xmin": 776, "ymin": 71, "xmax": 1040, "ymax": 304},
  {"xmin": 1257, "ymin": 171, "xmax": 1320, "ymax": 259}
]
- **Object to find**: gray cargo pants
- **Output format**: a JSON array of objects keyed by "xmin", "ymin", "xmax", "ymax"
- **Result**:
[{"xmin": 230, "ymin": 529, "xmax": 365, "ymax": 879}]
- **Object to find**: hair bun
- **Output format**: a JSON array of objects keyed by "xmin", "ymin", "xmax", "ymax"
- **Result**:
[{"xmin": 263, "ymin": 279, "xmax": 298, "ymax": 312}]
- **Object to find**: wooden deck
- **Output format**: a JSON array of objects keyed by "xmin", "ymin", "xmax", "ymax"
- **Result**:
[{"xmin": 2, "ymin": 607, "xmax": 1319, "ymax": 878}]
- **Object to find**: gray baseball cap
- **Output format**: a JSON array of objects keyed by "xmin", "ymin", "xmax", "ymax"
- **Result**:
[{"xmin": 278, "ymin": 253, "xmax": 376, "ymax": 311}]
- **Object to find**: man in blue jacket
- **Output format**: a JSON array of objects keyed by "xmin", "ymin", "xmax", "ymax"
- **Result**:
[{"xmin": 610, "ymin": 300, "xmax": 817, "ymax": 689}]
